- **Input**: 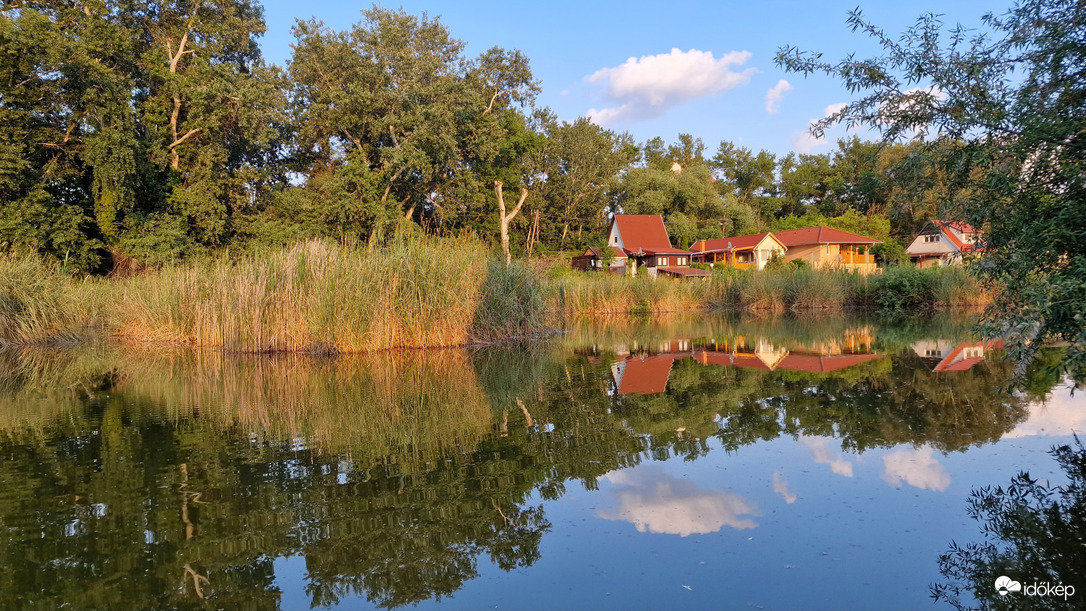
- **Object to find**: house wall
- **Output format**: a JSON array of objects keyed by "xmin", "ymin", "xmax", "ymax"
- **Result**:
[
  {"xmin": 607, "ymin": 224, "xmax": 624, "ymax": 250},
  {"xmin": 783, "ymin": 244, "xmax": 826, "ymax": 267},
  {"xmin": 785, "ymin": 243, "xmax": 878, "ymax": 274},
  {"xmin": 752, "ymin": 242, "xmax": 786, "ymax": 270},
  {"xmin": 906, "ymin": 232, "xmax": 956, "ymax": 256}
]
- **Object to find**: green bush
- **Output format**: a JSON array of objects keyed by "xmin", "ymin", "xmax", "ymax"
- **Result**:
[{"xmin": 868, "ymin": 265, "xmax": 937, "ymax": 312}]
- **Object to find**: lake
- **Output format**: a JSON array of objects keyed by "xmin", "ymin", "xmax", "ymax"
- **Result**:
[{"xmin": 1, "ymin": 312, "xmax": 1082, "ymax": 610}]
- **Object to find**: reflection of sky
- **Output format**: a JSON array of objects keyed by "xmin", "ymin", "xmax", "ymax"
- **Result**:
[
  {"xmin": 798, "ymin": 436, "xmax": 854, "ymax": 477},
  {"xmin": 1006, "ymin": 385, "xmax": 1086, "ymax": 438},
  {"xmin": 597, "ymin": 464, "xmax": 760, "ymax": 536},
  {"xmin": 881, "ymin": 445, "xmax": 951, "ymax": 492}
]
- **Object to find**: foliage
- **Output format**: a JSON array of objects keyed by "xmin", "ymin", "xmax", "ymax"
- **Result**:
[
  {"xmin": 932, "ymin": 440, "xmax": 1086, "ymax": 611},
  {"xmin": 776, "ymin": 0, "xmax": 1086, "ymax": 377},
  {"xmin": 872, "ymin": 240, "xmax": 910, "ymax": 266}
]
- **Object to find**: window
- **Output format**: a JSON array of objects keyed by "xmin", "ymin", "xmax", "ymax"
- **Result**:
[
  {"xmin": 924, "ymin": 234, "xmax": 941, "ymax": 243},
  {"xmin": 660, "ymin": 257, "xmax": 668, "ymax": 266}
]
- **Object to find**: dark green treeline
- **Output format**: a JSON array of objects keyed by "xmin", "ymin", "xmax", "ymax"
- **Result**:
[{"xmin": 1, "ymin": 2, "xmax": 960, "ymax": 273}]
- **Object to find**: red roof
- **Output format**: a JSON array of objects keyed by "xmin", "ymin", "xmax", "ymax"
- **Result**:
[
  {"xmin": 695, "ymin": 350, "xmax": 775, "ymax": 370},
  {"xmin": 774, "ymin": 226, "xmax": 882, "ymax": 247},
  {"xmin": 931, "ymin": 220, "xmax": 981, "ymax": 252},
  {"xmin": 776, "ymin": 353, "xmax": 882, "ymax": 373},
  {"xmin": 612, "ymin": 215, "xmax": 675, "ymax": 251},
  {"xmin": 617, "ymin": 355, "xmax": 674, "ymax": 394},
  {"xmin": 690, "ymin": 233, "xmax": 779, "ymax": 253}
]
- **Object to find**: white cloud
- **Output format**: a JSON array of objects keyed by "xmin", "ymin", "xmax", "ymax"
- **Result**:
[
  {"xmin": 791, "ymin": 102, "xmax": 847, "ymax": 153},
  {"xmin": 764, "ymin": 79, "xmax": 793, "ymax": 114},
  {"xmin": 586, "ymin": 48, "xmax": 755, "ymax": 126},
  {"xmin": 1005, "ymin": 385, "xmax": 1086, "ymax": 438},
  {"xmin": 798, "ymin": 435, "xmax": 854, "ymax": 477},
  {"xmin": 881, "ymin": 446, "xmax": 951, "ymax": 492},
  {"xmin": 598, "ymin": 465, "xmax": 759, "ymax": 536},
  {"xmin": 772, "ymin": 471, "xmax": 797, "ymax": 504}
]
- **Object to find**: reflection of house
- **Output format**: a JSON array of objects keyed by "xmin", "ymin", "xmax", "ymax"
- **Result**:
[
  {"xmin": 571, "ymin": 246, "xmax": 628, "ymax": 272},
  {"xmin": 906, "ymin": 220, "xmax": 984, "ymax": 268},
  {"xmin": 612, "ymin": 355, "xmax": 676, "ymax": 395},
  {"xmin": 689, "ymin": 233, "xmax": 787, "ymax": 270},
  {"xmin": 774, "ymin": 226, "xmax": 881, "ymax": 274},
  {"xmin": 611, "ymin": 330, "xmax": 881, "ymax": 395},
  {"xmin": 605, "ymin": 215, "xmax": 709, "ymax": 279},
  {"xmin": 912, "ymin": 339, "xmax": 1004, "ymax": 371}
]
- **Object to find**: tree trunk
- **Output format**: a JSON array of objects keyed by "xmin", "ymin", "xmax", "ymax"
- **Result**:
[{"xmin": 495, "ymin": 181, "xmax": 528, "ymax": 265}]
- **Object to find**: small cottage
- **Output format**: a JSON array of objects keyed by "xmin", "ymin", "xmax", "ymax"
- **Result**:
[
  {"xmin": 774, "ymin": 226, "xmax": 881, "ymax": 274},
  {"xmin": 689, "ymin": 233, "xmax": 787, "ymax": 270},
  {"xmin": 906, "ymin": 220, "xmax": 983, "ymax": 268}
]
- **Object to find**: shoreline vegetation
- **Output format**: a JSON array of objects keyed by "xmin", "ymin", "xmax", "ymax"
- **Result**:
[{"xmin": 1, "ymin": 238, "xmax": 990, "ymax": 353}]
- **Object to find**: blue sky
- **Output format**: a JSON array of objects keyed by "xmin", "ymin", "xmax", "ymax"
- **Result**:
[{"xmin": 259, "ymin": 0, "xmax": 1006, "ymax": 157}]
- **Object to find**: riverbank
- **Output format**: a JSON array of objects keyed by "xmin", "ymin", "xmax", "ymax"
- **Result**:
[
  {"xmin": 547, "ymin": 263, "xmax": 989, "ymax": 315},
  {"xmin": 1, "ymin": 241, "xmax": 990, "ymax": 353}
]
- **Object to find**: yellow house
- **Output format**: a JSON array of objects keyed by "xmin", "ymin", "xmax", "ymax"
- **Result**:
[
  {"xmin": 689, "ymin": 232, "xmax": 787, "ymax": 270},
  {"xmin": 774, "ymin": 226, "xmax": 881, "ymax": 274}
]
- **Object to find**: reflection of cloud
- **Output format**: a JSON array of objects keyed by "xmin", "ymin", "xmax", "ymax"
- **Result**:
[
  {"xmin": 772, "ymin": 471, "xmax": 797, "ymax": 503},
  {"xmin": 1005, "ymin": 386, "xmax": 1086, "ymax": 438},
  {"xmin": 764, "ymin": 79, "xmax": 792, "ymax": 114},
  {"xmin": 798, "ymin": 436, "xmax": 854, "ymax": 477},
  {"xmin": 598, "ymin": 465, "xmax": 759, "ymax": 536},
  {"xmin": 586, "ymin": 48, "xmax": 754, "ymax": 126},
  {"xmin": 881, "ymin": 446, "xmax": 951, "ymax": 492}
]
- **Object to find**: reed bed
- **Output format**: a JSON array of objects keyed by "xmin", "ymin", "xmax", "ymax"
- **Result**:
[
  {"xmin": 0, "ymin": 253, "xmax": 104, "ymax": 346},
  {"xmin": 112, "ymin": 238, "xmax": 540, "ymax": 352},
  {"xmin": 551, "ymin": 265, "xmax": 991, "ymax": 316}
]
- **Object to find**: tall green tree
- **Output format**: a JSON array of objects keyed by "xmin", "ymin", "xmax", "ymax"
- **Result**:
[{"xmin": 777, "ymin": 0, "xmax": 1086, "ymax": 376}]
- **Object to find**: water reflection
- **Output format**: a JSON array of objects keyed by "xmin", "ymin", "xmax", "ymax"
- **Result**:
[
  {"xmin": 931, "ymin": 441, "xmax": 1086, "ymax": 610},
  {"xmin": 0, "ymin": 313, "xmax": 1074, "ymax": 609},
  {"xmin": 597, "ymin": 465, "xmax": 759, "ymax": 535}
]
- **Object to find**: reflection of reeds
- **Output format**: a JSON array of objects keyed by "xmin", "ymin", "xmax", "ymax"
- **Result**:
[
  {"xmin": 0, "ymin": 346, "xmax": 118, "ymax": 433},
  {"xmin": 0, "ymin": 347, "xmax": 497, "ymax": 464}
]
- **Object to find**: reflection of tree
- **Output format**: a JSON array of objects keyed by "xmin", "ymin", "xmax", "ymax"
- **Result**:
[
  {"xmin": 0, "ymin": 317, "xmax": 1071, "ymax": 610},
  {"xmin": 931, "ymin": 441, "xmax": 1086, "ymax": 611}
]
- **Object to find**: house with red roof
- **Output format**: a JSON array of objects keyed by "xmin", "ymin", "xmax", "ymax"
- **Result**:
[
  {"xmin": 603, "ymin": 214, "xmax": 708, "ymax": 278},
  {"xmin": 912, "ymin": 339, "xmax": 1005, "ymax": 372},
  {"xmin": 906, "ymin": 220, "xmax": 984, "ymax": 268},
  {"xmin": 774, "ymin": 226, "xmax": 882, "ymax": 274},
  {"xmin": 689, "ymin": 233, "xmax": 786, "ymax": 270}
]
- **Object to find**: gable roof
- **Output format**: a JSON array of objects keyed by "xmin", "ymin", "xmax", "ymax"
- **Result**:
[
  {"xmin": 930, "ymin": 220, "xmax": 981, "ymax": 252},
  {"xmin": 774, "ymin": 226, "xmax": 882, "ymax": 247},
  {"xmin": 617, "ymin": 355, "xmax": 674, "ymax": 395},
  {"xmin": 612, "ymin": 215, "xmax": 675, "ymax": 251},
  {"xmin": 690, "ymin": 232, "xmax": 785, "ymax": 254}
]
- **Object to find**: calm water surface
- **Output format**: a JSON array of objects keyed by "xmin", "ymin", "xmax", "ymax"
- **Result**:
[{"xmin": 1, "ymin": 313, "xmax": 1082, "ymax": 610}]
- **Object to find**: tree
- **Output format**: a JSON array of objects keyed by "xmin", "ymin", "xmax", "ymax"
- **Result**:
[
  {"xmin": 777, "ymin": 0, "xmax": 1086, "ymax": 377},
  {"xmin": 931, "ymin": 441, "xmax": 1086, "ymax": 611},
  {"xmin": 710, "ymin": 141, "xmax": 777, "ymax": 222}
]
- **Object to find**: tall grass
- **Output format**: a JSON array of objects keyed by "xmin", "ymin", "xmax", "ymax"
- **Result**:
[
  {"xmin": 0, "ymin": 253, "xmax": 104, "ymax": 345},
  {"xmin": 113, "ymin": 237, "xmax": 545, "ymax": 352},
  {"xmin": 550, "ymin": 265, "xmax": 991, "ymax": 316}
]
